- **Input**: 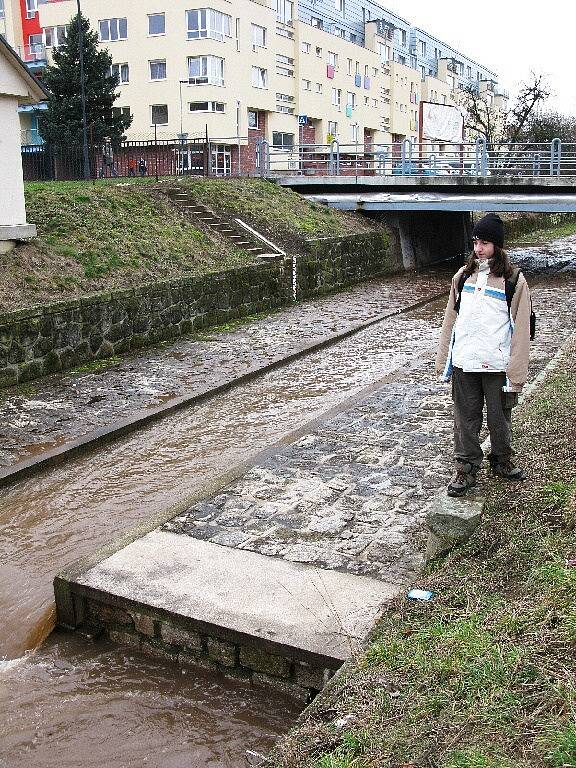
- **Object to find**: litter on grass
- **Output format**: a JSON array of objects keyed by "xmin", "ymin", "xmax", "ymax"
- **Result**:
[{"xmin": 407, "ymin": 589, "xmax": 434, "ymax": 601}]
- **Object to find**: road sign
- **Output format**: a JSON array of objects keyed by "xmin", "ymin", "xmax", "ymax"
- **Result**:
[{"xmin": 298, "ymin": 115, "xmax": 308, "ymax": 125}]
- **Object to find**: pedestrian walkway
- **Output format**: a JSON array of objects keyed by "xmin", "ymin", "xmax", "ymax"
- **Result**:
[{"xmin": 0, "ymin": 271, "xmax": 449, "ymax": 473}]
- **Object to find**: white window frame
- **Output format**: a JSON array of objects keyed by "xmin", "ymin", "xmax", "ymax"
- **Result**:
[
  {"xmin": 148, "ymin": 13, "xmax": 166, "ymax": 36},
  {"xmin": 186, "ymin": 8, "xmax": 231, "ymax": 42},
  {"xmin": 276, "ymin": 0, "xmax": 293, "ymax": 25},
  {"xmin": 25, "ymin": 0, "xmax": 37, "ymax": 19},
  {"xmin": 252, "ymin": 24, "xmax": 266, "ymax": 48},
  {"xmin": 272, "ymin": 131, "xmax": 294, "ymax": 149},
  {"xmin": 189, "ymin": 101, "xmax": 225, "ymax": 113},
  {"xmin": 251, "ymin": 66, "xmax": 267, "ymax": 89},
  {"xmin": 331, "ymin": 88, "xmax": 341, "ymax": 108},
  {"xmin": 111, "ymin": 63, "xmax": 129, "ymax": 84},
  {"xmin": 327, "ymin": 121, "xmax": 338, "ymax": 138},
  {"xmin": 188, "ymin": 55, "xmax": 225, "ymax": 86},
  {"xmin": 44, "ymin": 25, "xmax": 67, "ymax": 48},
  {"xmin": 327, "ymin": 51, "xmax": 338, "ymax": 68},
  {"xmin": 149, "ymin": 59, "xmax": 167, "ymax": 81},
  {"xmin": 247, "ymin": 110, "xmax": 260, "ymax": 129},
  {"xmin": 99, "ymin": 18, "xmax": 128, "ymax": 42}
]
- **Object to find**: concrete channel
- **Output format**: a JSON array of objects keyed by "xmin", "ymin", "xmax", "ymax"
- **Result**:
[
  {"xmin": 2, "ymin": 240, "xmax": 575, "ymax": 767},
  {"xmin": 50, "ymin": 269, "xmax": 576, "ymax": 702}
]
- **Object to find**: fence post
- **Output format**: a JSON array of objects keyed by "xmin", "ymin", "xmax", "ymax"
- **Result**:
[
  {"xmin": 401, "ymin": 138, "xmax": 412, "ymax": 175},
  {"xmin": 330, "ymin": 139, "xmax": 340, "ymax": 175},
  {"xmin": 550, "ymin": 138, "xmax": 561, "ymax": 176},
  {"xmin": 475, "ymin": 137, "xmax": 487, "ymax": 176}
]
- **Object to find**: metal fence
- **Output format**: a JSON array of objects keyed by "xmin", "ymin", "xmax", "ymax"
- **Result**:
[
  {"xmin": 256, "ymin": 137, "xmax": 576, "ymax": 178},
  {"xmin": 21, "ymin": 136, "xmax": 576, "ymax": 182}
]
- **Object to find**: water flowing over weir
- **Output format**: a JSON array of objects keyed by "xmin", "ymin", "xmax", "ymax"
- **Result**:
[{"xmin": 1, "ymin": 238, "xmax": 576, "ymax": 767}]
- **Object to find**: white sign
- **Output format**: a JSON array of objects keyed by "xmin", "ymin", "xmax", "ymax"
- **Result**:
[{"xmin": 421, "ymin": 103, "xmax": 463, "ymax": 143}]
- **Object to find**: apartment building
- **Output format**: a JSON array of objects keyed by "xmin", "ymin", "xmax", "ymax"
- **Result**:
[{"xmin": 3, "ymin": 0, "xmax": 506, "ymax": 171}]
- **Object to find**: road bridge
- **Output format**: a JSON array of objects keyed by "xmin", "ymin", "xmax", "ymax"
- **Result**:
[{"xmin": 275, "ymin": 176, "xmax": 576, "ymax": 269}]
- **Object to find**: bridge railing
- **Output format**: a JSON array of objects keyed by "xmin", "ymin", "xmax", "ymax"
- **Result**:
[{"xmin": 257, "ymin": 138, "xmax": 576, "ymax": 178}]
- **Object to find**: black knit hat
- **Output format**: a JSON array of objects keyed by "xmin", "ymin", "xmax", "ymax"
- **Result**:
[{"xmin": 472, "ymin": 213, "xmax": 504, "ymax": 248}]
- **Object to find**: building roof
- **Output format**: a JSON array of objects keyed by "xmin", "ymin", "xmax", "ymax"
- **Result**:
[{"xmin": 0, "ymin": 33, "xmax": 49, "ymax": 103}]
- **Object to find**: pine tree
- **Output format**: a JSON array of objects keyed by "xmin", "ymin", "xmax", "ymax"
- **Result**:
[{"xmin": 38, "ymin": 13, "xmax": 132, "ymax": 146}]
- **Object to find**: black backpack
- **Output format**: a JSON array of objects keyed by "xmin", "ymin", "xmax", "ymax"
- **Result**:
[{"xmin": 455, "ymin": 267, "xmax": 536, "ymax": 340}]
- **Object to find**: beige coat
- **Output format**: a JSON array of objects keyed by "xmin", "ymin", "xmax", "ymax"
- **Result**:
[{"xmin": 435, "ymin": 265, "xmax": 532, "ymax": 391}]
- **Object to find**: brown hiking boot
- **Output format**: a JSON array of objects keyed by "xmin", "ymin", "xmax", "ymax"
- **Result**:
[
  {"xmin": 491, "ymin": 460, "xmax": 526, "ymax": 481},
  {"xmin": 447, "ymin": 463, "xmax": 478, "ymax": 497}
]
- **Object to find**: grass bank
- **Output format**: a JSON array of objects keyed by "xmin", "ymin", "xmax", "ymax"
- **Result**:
[
  {"xmin": 1, "ymin": 178, "xmax": 377, "ymax": 312},
  {"xmin": 273, "ymin": 339, "xmax": 576, "ymax": 768}
]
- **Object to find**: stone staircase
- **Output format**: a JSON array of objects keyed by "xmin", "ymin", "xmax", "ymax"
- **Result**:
[{"xmin": 164, "ymin": 186, "xmax": 283, "ymax": 259}]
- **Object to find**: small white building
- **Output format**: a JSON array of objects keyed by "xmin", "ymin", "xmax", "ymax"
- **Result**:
[{"xmin": 0, "ymin": 34, "xmax": 47, "ymax": 253}]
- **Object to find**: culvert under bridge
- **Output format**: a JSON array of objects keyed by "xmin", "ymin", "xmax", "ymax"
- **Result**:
[{"xmin": 276, "ymin": 175, "xmax": 576, "ymax": 269}]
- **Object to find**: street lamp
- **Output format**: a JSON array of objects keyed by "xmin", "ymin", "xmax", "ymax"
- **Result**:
[
  {"xmin": 76, "ymin": 0, "xmax": 90, "ymax": 180},
  {"xmin": 178, "ymin": 79, "xmax": 189, "ymax": 139},
  {"xmin": 178, "ymin": 79, "xmax": 189, "ymax": 175}
]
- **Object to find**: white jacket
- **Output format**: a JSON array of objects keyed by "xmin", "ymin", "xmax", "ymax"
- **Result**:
[{"xmin": 452, "ymin": 261, "xmax": 511, "ymax": 373}]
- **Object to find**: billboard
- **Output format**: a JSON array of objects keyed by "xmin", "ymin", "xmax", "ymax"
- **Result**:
[{"xmin": 421, "ymin": 102, "xmax": 464, "ymax": 143}]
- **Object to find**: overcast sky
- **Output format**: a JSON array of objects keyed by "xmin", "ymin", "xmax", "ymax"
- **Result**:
[{"xmin": 381, "ymin": 1, "xmax": 575, "ymax": 116}]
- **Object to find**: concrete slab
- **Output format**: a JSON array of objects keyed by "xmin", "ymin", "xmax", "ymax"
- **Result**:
[{"xmin": 73, "ymin": 531, "xmax": 397, "ymax": 663}]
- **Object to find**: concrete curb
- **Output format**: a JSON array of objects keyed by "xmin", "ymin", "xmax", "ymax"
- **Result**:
[{"xmin": 0, "ymin": 290, "xmax": 448, "ymax": 489}]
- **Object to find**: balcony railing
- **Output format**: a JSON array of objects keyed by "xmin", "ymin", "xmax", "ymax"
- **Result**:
[{"xmin": 18, "ymin": 43, "xmax": 47, "ymax": 63}]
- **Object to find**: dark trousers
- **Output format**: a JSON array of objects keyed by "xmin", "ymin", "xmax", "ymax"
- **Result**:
[{"xmin": 452, "ymin": 367, "xmax": 518, "ymax": 468}]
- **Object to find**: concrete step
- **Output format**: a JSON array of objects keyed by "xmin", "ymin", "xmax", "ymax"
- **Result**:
[{"xmin": 55, "ymin": 533, "xmax": 396, "ymax": 700}]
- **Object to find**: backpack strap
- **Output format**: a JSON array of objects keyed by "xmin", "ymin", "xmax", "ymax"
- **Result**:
[
  {"xmin": 454, "ymin": 270, "xmax": 467, "ymax": 314},
  {"xmin": 504, "ymin": 267, "xmax": 521, "ymax": 311}
]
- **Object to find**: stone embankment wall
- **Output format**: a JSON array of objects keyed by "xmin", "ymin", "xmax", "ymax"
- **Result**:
[
  {"xmin": 0, "ymin": 232, "xmax": 399, "ymax": 388},
  {"xmin": 84, "ymin": 596, "xmax": 337, "ymax": 702}
]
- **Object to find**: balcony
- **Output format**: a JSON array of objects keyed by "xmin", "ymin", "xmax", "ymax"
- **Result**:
[
  {"xmin": 18, "ymin": 43, "xmax": 48, "ymax": 68},
  {"xmin": 21, "ymin": 128, "xmax": 44, "ymax": 146}
]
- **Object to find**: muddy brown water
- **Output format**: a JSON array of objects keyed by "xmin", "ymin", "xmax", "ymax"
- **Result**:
[{"xmin": 1, "ymin": 248, "xmax": 574, "ymax": 767}]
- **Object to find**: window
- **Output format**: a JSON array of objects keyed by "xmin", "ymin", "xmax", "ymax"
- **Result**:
[
  {"xmin": 311, "ymin": 17, "xmax": 323, "ymax": 29},
  {"xmin": 335, "ymin": 0, "xmax": 344, "ymax": 11},
  {"xmin": 316, "ymin": 82, "xmax": 322, "ymax": 93},
  {"xmin": 44, "ymin": 26, "xmax": 67, "ymax": 48},
  {"xmin": 315, "ymin": 46, "xmax": 322, "ymax": 57},
  {"xmin": 148, "ymin": 13, "xmax": 165, "ymax": 35},
  {"xmin": 252, "ymin": 24, "xmax": 266, "ymax": 47},
  {"xmin": 401, "ymin": 29, "xmax": 407, "ymax": 46},
  {"xmin": 151, "ymin": 104, "xmax": 168, "ymax": 125},
  {"xmin": 99, "ymin": 18, "xmax": 128, "ymax": 42},
  {"xmin": 331, "ymin": 88, "xmax": 341, "ymax": 107},
  {"xmin": 25, "ymin": 0, "xmax": 37, "ymax": 18},
  {"xmin": 301, "ymin": 41, "xmax": 310, "ymax": 53},
  {"xmin": 276, "ymin": 54, "xmax": 294, "ymax": 77},
  {"xmin": 347, "ymin": 58, "xmax": 352, "ymax": 75},
  {"xmin": 149, "ymin": 59, "xmax": 167, "ymax": 80},
  {"xmin": 111, "ymin": 63, "xmax": 129, "ymax": 84},
  {"xmin": 186, "ymin": 9, "xmax": 231, "ymax": 41},
  {"xmin": 467, "ymin": 65, "xmax": 472, "ymax": 79},
  {"xmin": 247, "ymin": 110, "xmax": 259, "ymax": 128},
  {"xmin": 0, "ymin": 0, "xmax": 5, "ymax": 19},
  {"xmin": 112, "ymin": 105, "xmax": 131, "ymax": 120},
  {"xmin": 276, "ymin": 92, "xmax": 294, "ymax": 102},
  {"xmin": 251, "ymin": 66, "xmax": 267, "ymax": 88},
  {"xmin": 328, "ymin": 51, "xmax": 338, "ymax": 68},
  {"xmin": 420, "ymin": 40, "xmax": 426, "ymax": 57},
  {"xmin": 189, "ymin": 101, "xmax": 225, "ymax": 112},
  {"xmin": 277, "ymin": 105, "xmax": 294, "ymax": 114},
  {"xmin": 272, "ymin": 131, "xmax": 294, "ymax": 149},
  {"xmin": 327, "ymin": 121, "xmax": 338, "ymax": 138},
  {"xmin": 336, "ymin": 28, "xmax": 345, "ymax": 38},
  {"xmin": 302, "ymin": 78, "xmax": 311, "ymax": 91},
  {"xmin": 350, "ymin": 123, "xmax": 359, "ymax": 141},
  {"xmin": 346, "ymin": 91, "xmax": 356, "ymax": 108},
  {"xmin": 276, "ymin": 0, "xmax": 293, "ymax": 24},
  {"xmin": 188, "ymin": 55, "xmax": 225, "ymax": 86},
  {"xmin": 378, "ymin": 43, "xmax": 390, "ymax": 62}
]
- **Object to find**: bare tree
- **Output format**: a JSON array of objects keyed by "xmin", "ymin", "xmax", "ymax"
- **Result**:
[{"xmin": 459, "ymin": 73, "xmax": 550, "ymax": 147}]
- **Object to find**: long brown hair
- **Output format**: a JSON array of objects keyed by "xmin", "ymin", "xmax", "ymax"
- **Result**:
[{"xmin": 463, "ymin": 246, "xmax": 513, "ymax": 279}]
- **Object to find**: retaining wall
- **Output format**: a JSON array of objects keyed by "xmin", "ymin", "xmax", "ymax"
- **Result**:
[
  {"xmin": 0, "ymin": 232, "xmax": 398, "ymax": 388},
  {"xmin": 76, "ymin": 594, "xmax": 338, "ymax": 702}
]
